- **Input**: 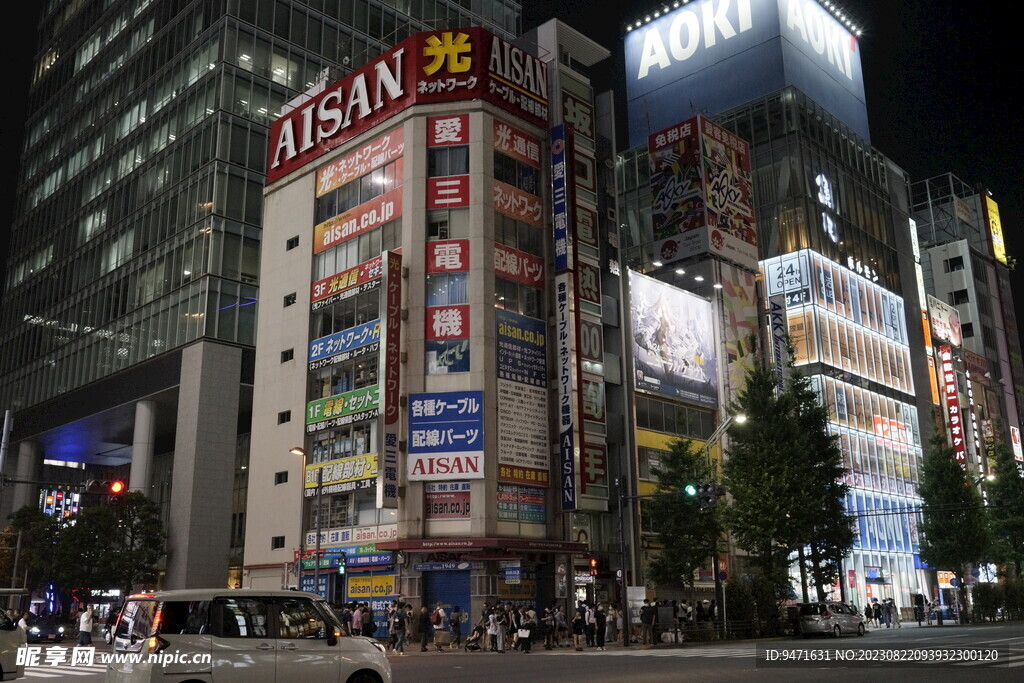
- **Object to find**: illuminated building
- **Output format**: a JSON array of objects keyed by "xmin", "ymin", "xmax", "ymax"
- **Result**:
[
  {"xmin": 619, "ymin": 0, "xmax": 933, "ymax": 604},
  {"xmin": 0, "ymin": 0, "xmax": 520, "ymax": 591}
]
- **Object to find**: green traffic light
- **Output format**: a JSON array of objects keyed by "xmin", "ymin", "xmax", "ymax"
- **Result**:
[{"xmin": 684, "ymin": 484, "xmax": 697, "ymax": 496}]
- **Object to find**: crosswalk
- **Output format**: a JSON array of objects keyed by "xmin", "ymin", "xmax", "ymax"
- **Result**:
[{"xmin": 25, "ymin": 663, "xmax": 105, "ymax": 678}]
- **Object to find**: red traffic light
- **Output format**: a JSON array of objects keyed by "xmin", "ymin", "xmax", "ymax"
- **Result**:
[
  {"xmin": 109, "ymin": 480, "xmax": 126, "ymax": 494},
  {"xmin": 589, "ymin": 558, "xmax": 598, "ymax": 575}
]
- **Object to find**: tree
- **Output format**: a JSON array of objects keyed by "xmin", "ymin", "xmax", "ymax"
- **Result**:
[
  {"xmin": 787, "ymin": 367, "xmax": 854, "ymax": 601},
  {"xmin": 918, "ymin": 428, "xmax": 991, "ymax": 610},
  {"xmin": 8, "ymin": 506, "xmax": 66, "ymax": 592},
  {"xmin": 59, "ymin": 505, "xmax": 120, "ymax": 597},
  {"xmin": 106, "ymin": 492, "xmax": 165, "ymax": 595},
  {"xmin": 723, "ymin": 357, "xmax": 804, "ymax": 592},
  {"xmin": 647, "ymin": 438, "xmax": 719, "ymax": 588},
  {"xmin": 986, "ymin": 436, "xmax": 1024, "ymax": 576}
]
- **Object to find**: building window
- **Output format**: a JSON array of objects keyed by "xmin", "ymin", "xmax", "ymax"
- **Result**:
[
  {"xmin": 943, "ymin": 256, "xmax": 964, "ymax": 272},
  {"xmin": 949, "ymin": 289, "xmax": 970, "ymax": 305},
  {"xmin": 494, "ymin": 151, "xmax": 538, "ymax": 194},
  {"xmin": 286, "ymin": 235, "xmax": 300, "ymax": 250},
  {"xmin": 281, "ymin": 349, "xmax": 294, "ymax": 363},
  {"xmin": 961, "ymin": 322, "xmax": 974, "ymax": 338},
  {"xmin": 278, "ymin": 410, "xmax": 291, "ymax": 424},
  {"xmin": 284, "ymin": 292, "xmax": 297, "ymax": 307},
  {"xmin": 271, "ymin": 536, "xmax": 285, "ymax": 550},
  {"xmin": 275, "ymin": 471, "xmax": 289, "ymax": 485},
  {"xmin": 428, "ymin": 146, "xmax": 469, "ymax": 176},
  {"xmin": 426, "ymin": 272, "xmax": 469, "ymax": 306},
  {"xmin": 427, "ymin": 209, "xmax": 469, "ymax": 240}
]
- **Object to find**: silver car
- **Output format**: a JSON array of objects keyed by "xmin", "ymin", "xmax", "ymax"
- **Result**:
[{"xmin": 796, "ymin": 602, "xmax": 866, "ymax": 638}]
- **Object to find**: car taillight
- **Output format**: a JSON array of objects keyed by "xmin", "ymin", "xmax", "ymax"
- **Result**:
[{"xmin": 822, "ymin": 611, "xmax": 832, "ymax": 618}]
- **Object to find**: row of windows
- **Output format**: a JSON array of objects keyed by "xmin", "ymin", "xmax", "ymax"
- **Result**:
[
  {"xmin": 494, "ymin": 212, "xmax": 544, "ymax": 256},
  {"xmin": 309, "ymin": 356, "xmax": 379, "ymax": 401},
  {"xmin": 0, "ymin": 277, "xmax": 256, "ymax": 410},
  {"xmin": 429, "ymin": 145, "xmax": 469, "ymax": 178},
  {"xmin": 309, "ymin": 420, "xmax": 376, "ymax": 465},
  {"xmin": 815, "ymin": 375, "xmax": 922, "ymax": 448},
  {"xmin": 494, "ymin": 151, "xmax": 538, "ymax": 195},
  {"xmin": 634, "ymin": 395, "xmax": 715, "ymax": 440},
  {"xmin": 789, "ymin": 308, "xmax": 913, "ymax": 395},
  {"xmin": 836, "ymin": 427, "xmax": 922, "ymax": 499},
  {"xmin": 309, "ymin": 488, "xmax": 392, "ymax": 530},
  {"xmin": 494, "ymin": 278, "xmax": 542, "ymax": 320},
  {"xmin": 312, "ymin": 289, "xmax": 379, "ymax": 339},
  {"xmin": 315, "ymin": 159, "xmax": 402, "ymax": 225}
]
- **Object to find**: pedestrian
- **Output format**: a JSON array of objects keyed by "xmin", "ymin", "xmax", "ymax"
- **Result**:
[
  {"xmin": 914, "ymin": 593, "xmax": 925, "ymax": 626},
  {"xmin": 391, "ymin": 603, "xmax": 407, "ymax": 655},
  {"xmin": 519, "ymin": 606, "xmax": 534, "ymax": 653},
  {"xmin": 889, "ymin": 599, "xmax": 902, "ymax": 628},
  {"xmin": 352, "ymin": 603, "xmax": 364, "ymax": 635},
  {"xmin": 431, "ymin": 602, "xmax": 447, "ymax": 651},
  {"xmin": 640, "ymin": 599, "xmax": 655, "ymax": 646},
  {"xmin": 695, "ymin": 600, "xmax": 705, "ymax": 624},
  {"xmin": 17, "ymin": 611, "xmax": 30, "ymax": 631},
  {"xmin": 78, "ymin": 606, "xmax": 94, "ymax": 646},
  {"xmin": 708, "ymin": 599, "xmax": 717, "ymax": 624},
  {"xmin": 556, "ymin": 606, "xmax": 568, "ymax": 647},
  {"xmin": 487, "ymin": 606, "xmax": 501, "ymax": 653},
  {"xmin": 419, "ymin": 606, "xmax": 431, "ymax": 652},
  {"xmin": 478, "ymin": 602, "xmax": 491, "ymax": 651},
  {"xmin": 362, "ymin": 602, "xmax": 375, "ymax": 637},
  {"xmin": 507, "ymin": 605, "xmax": 521, "ymax": 650},
  {"xmin": 605, "ymin": 605, "xmax": 617, "ymax": 645},
  {"xmin": 584, "ymin": 601, "xmax": 596, "ymax": 647},
  {"xmin": 450, "ymin": 605, "xmax": 462, "ymax": 648},
  {"xmin": 871, "ymin": 599, "xmax": 882, "ymax": 628},
  {"xmin": 882, "ymin": 599, "xmax": 892, "ymax": 628},
  {"xmin": 542, "ymin": 607, "xmax": 555, "ymax": 649},
  {"xmin": 595, "ymin": 605, "xmax": 607, "ymax": 650},
  {"xmin": 494, "ymin": 605, "xmax": 507, "ymax": 653},
  {"xmin": 571, "ymin": 605, "xmax": 586, "ymax": 651},
  {"xmin": 616, "ymin": 603, "xmax": 625, "ymax": 644}
]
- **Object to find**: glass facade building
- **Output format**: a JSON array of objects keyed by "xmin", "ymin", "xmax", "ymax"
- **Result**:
[{"xmin": 0, "ymin": 0, "xmax": 520, "ymax": 591}]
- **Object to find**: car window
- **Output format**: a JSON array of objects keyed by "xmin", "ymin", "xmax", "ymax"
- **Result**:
[
  {"xmin": 160, "ymin": 601, "xmax": 210, "ymax": 635},
  {"xmin": 798, "ymin": 604, "xmax": 825, "ymax": 616},
  {"xmin": 276, "ymin": 598, "xmax": 328, "ymax": 640},
  {"xmin": 115, "ymin": 600, "xmax": 157, "ymax": 652},
  {"xmin": 213, "ymin": 598, "xmax": 269, "ymax": 638}
]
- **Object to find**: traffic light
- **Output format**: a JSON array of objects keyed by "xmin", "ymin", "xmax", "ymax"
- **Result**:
[
  {"xmin": 85, "ymin": 479, "xmax": 127, "ymax": 497},
  {"xmin": 698, "ymin": 484, "xmax": 717, "ymax": 509},
  {"xmin": 589, "ymin": 558, "xmax": 598, "ymax": 576},
  {"xmin": 684, "ymin": 483, "xmax": 698, "ymax": 497}
]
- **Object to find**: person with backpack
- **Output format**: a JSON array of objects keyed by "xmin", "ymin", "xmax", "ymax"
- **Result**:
[
  {"xmin": 430, "ymin": 602, "xmax": 447, "ymax": 651},
  {"xmin": 390, "ymin": 603, "xmax": 407, "ymax": 655}
]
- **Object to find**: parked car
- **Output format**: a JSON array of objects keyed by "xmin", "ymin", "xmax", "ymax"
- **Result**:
[
  {"xmin": 23, "ymin": 615, "xmax": 65, "ymax": 644},
  {"xmin": 0, "ymin": 609, "xmax": 26, "ymax": 680},
  {"xmin": 107, "ymin": 588, "xmax": 391, "ymax": 683},
  {"xmin": 796, "ymin": 602, "xmax": 866, "ymax": 638}
]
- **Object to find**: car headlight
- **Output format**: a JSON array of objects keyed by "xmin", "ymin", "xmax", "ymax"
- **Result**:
[
  {"xmin": 30, "ymin": 627, "xmax": 40, "ymax": 633},
  {"xmin": 58, "ymin": 627, "xmax": 65, "ymax": 633},
  {"xmin": 370, "ymin": 641, "xmax": 386, "ymax": 654}
]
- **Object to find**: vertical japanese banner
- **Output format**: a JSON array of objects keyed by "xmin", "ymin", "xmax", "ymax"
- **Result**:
[
  {"xmin": 551, "ymin": 125, "xmax": 578, "ymax": 511},
  {"xmin": 377, "ymin": 251, "xmax": 402, "ymax": 508},
  {"xmin": 939, "ymin": 345, "xmax": 967, "ymax": 471}
]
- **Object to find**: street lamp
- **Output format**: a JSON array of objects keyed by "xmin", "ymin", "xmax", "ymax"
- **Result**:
[
  {"xmin": 291, "ymin": 446, "xmax": 323, "ymax": 596},
  {"xmin": 701, "ymin": 413, "xmax": 745, "ymax": 639}
]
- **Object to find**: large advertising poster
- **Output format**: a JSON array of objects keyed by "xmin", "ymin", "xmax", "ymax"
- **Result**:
[
  {"xmin": 720, "ymin": 262, "xmax": 760, "ymax": 399},
  {"xmin": 982, "ymin": 195, "xmax": 1007, "ymax": 265},
  {"xmin": 496, "ymin": 309, "xmax": 549, "ymax": 486},
  {"xmin": 408, "ymin": 391, "xmax": 485, "ymax": 480},
  {"xmin": 927, "ymin": 294, "xmax": 963, "ymax": 347},
  {"xmin": 629, "ymin": 270, "xmax": 718, "ymax": 407},
  {"xmin": 647, "ymin": 116, "xmax": 757, "ymax": 269}
]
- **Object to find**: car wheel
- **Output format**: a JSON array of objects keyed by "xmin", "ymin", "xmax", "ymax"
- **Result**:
[
  {"xmin": 857, "ymin": 623, "xmax": 865, "ymax": 636},
  {"xmin": 832, "ymin": 625, "xmax": 841, "ymax": 638},
  {"xmin": 346, "ymin": 672, "xmax": 381, "ymax": 683}
]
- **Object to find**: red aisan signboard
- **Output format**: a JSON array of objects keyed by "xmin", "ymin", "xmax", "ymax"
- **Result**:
[
  {"xmin": 268, "ymin": 28, "xmax": 549, "ymax": 184},
  {"xmin": 316, "ymin": 128, "xmax": 405, "ymax": 197}
]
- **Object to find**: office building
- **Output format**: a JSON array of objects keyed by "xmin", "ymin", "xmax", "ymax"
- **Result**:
[{"xmin": 0, "ymin": 0, "xmax": 520, "ymax": 591}]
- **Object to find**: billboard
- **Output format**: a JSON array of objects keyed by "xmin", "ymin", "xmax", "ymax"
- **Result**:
[
  {"xmin": 938, "ymin": 346, "xmax": 967, "ymax": 470},
  {"xmin": 308, "ymin": 319, "xmax": 380, "ymax": 370},
  {"xmin": 377, "ymin": 251, "xmax": 402, "ymax": 509},
  {"xmin": 408, "ymin": 391, "xmax": 485, "ymax": 480},
  {"xmin": 628, "ymin": 270, "xmax": 718, "ymax": 407},
  {"xmin": 268, "ymin": 28, "xmax": 548, "ymax": 183},
  {"xmin": 927, "ymin": 294, "xmax": 962, "ymax": 347},
  {"xmin": 306, "ymin": 385, "xmax": 380, "ymax": 433},
  {"xmin": 624, "ymin": 0, "xmax": 867, "ymax": 146},
  {"xmin": 648, "ymin": 115, "xmax": 757, "ymax": 269},
  {"xmin": 982, "ymin": 195, "xmax": 1007, "ymax": 265},
  {"xmin": 305, "ymin": 453, "xmax": 378, "ymax": 497}
]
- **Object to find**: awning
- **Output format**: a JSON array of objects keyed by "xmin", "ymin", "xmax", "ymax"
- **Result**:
[{"xmin": 375, "ymin": 537, "xmax": 589, "ymax": 553}]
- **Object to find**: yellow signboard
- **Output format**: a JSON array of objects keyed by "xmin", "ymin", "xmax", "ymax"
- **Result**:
[
  {"xmin": 984, "ymin": 195, "xmax": 1007, "ymax": 265},
  {"xmin": 347, "ymin": 574, "xmax": 395, "ymax": 600},
  {"xmin": 305, "ymin": 453, "xmax": 378, "ymax": 494}
]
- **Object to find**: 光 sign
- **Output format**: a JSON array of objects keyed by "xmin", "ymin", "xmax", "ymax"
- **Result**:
[{"xmin": 625, "ymin": 0, "xmax": 867, "ymax": 145}]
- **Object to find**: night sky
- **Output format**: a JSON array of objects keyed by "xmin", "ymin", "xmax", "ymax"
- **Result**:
[{"xmin": 1, "ymin": 1, "xmax": 1020, "ymax": 332}]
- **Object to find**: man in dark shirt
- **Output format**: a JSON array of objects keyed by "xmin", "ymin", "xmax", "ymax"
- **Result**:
[{"xmin": 640, "ymin": 599, "xmax": 656, "ymax": 646}]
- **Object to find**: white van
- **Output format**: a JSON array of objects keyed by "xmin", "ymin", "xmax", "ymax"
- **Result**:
[
  {"xmin": 106, "ymin": 589, "xmax": 390, "ymax": 683},
  {"xmin": 0, "ymin": 609, "xmax": 25, "ymax": 680}
]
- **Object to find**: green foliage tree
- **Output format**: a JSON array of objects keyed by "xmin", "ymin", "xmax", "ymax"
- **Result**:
[
  {"xmin": 8, "ymin": 506, "xmax": 65, "ymax": 592},
  {"xmin": 918, "ymin": 429, "xmax": 991, "ymax": 610},
  {"xmin": 106, "ymin": 492, "xmax": 166, "ymax": 595},
  {"xmin": 647, "ymin": 438, "xmax": 719, "ymax": 588},
  {"xmin": 59, "ymin": 505, "xmax": 120, "ymax": 596},
  {"xmin": 986, "ymin": 437, "xmax": 1024, "ymax": 576},
  {"xmin": 722, "ymin": 357, "xmax": 803, "ymax": 592},
  {"xmin": 787, "ymin": 367, "xmax": 854, "ymax": 601}
]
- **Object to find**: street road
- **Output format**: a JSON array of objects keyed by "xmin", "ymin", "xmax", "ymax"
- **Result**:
[{"xmin": 18, "ymin": 621, "xmax": 1024, "ymax": 681}]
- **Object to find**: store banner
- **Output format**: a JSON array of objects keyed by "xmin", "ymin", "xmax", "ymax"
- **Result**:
[
  {"xmin": 425, "ymin": 304, "xmax": 470, "ymax": 340},
  {"xmin": 314, "ymin": 188, "xmax": 403, "ymax": 254},
  {"xmin": 939, "ymin": 345, "xmax": 967, "ymax": 469},
  {"xmin": 408, "ymin": 391, "xmax": 485, "ymax": 480},
  {"xmin": 494, "ymin": 243, "xmax": 545, "ymax": 288},
  {"xmin": 308, "ymin": 319, "xmax": 380, "ymax": 370},
  {"xmin": 305, "ymin": 453, "xmax": 378, "ymax": 497},
  {"xmin": 493, "ymin": 180, "xmax": 543, "ymax": 228},
  {"xmin": 306, "ymin": 385, "xmax": 380, "ymax": 433},
  {"xmin": 311, "ymin": 256, "xmax": 383, "ymax": 309},
  {"xmin": 425, "ymin": 482, "xmax": 472, "ymax": 519},
  {"xmin": 427, "ymin": 175, "xmax": 470, "ymax": 209},
  {"xmin": 316, "ymin": 127, "xmax": 405, "ymax": 197},
  {"xmin": 494, "ymin": 119, "xmax": 541, "ymax": 167},
  {"xmin": 377, "ymin": 251, "xmax": 402, "ymax": 509},
  {"xmin": 427, "ymin": 240, "xmax": 470, "ymax": 273},
  {"xmin": 427, "ymin": 114, "xmax": 469, "ymax": 146}
]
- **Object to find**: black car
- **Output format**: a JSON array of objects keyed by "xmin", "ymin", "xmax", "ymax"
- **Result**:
[{"xmin": 24, "ymin": 615, "xmax": 66, "ymax": 643}]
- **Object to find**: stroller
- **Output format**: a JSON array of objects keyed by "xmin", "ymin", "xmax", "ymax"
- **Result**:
[{"xmin": 464, "ymin": 625, "xmax": 486, "ymax": 651}]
